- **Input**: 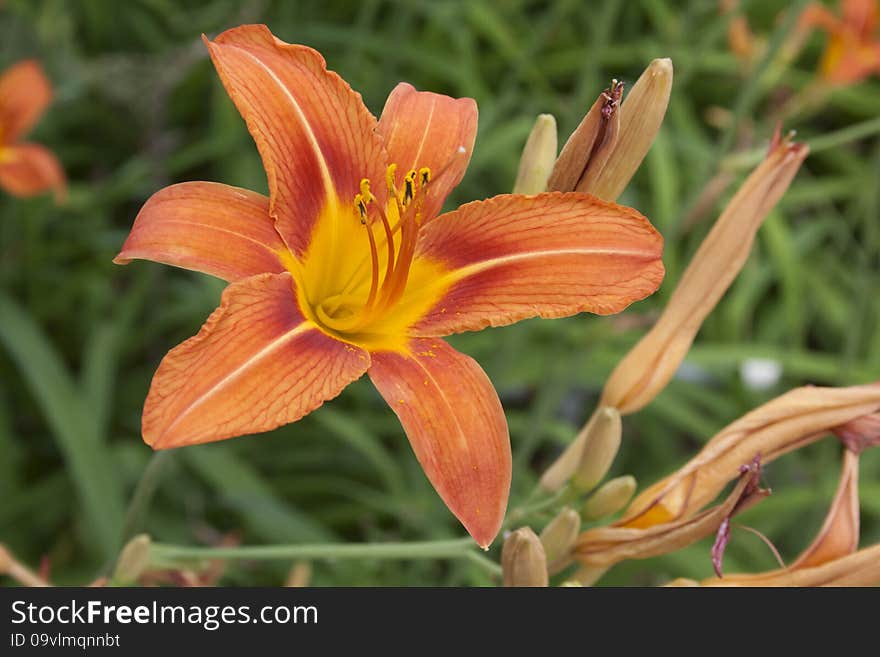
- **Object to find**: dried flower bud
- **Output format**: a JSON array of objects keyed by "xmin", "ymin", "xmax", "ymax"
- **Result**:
[
  {"xmin": 602, "ymin": 133, "xmax": 808, "ymax": 414},
  {"xmin": 513, "ymin": 114, "xmax": 558, "ymax": 194},
  {"xmin": 588, "ymin": 58, "xmax": 673, "ymax": 201},
  {"xmin": 547, "ymin": 81, "xmax": 622, "ymax": 194},
  {"xmin": 113, "ymin": 534, "xmax": 152, "ymax": 584},
  {"xmin": 502, "ymin": 527, "xmax": 549, "ymax": 587},
  {"xmin": 582, "ymin": 475, "xmax": 637, "ymax": 520},
  {"xmin": 540, "ymin": 406, "xmax": 621, "ymax": 492},
  {"xmin": 540, "ymin": 507, "xmax": 581, "ymax": 574}
]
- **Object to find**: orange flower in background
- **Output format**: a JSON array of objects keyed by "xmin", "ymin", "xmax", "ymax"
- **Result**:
[
  {"xmin": 114, "ymin": 25, "xmax": 665, "ymax": 547},
  {"xmin": 802, "ymin": 0, "xmax": 880, "ymax": 83},
  {"xmin": 0, "ymin": 60, "xmax": 66, "ymax": 201}
]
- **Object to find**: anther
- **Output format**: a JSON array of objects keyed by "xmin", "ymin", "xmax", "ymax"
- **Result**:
[
  {"xmin": 419, "ymin": 167, "xmax": 431, "ymax": 186},
  {"xmin": 402, "ymin": 169, "xmax": 417, "ymax": 206},
  {"xmin": 385, "ymin": 164, "xmax": 398, "ymax": 196}
]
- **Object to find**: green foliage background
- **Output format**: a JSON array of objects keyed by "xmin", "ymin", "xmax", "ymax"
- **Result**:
[{"xmin": 1, "ymin": 0, "xmax": 878, "ymax": 586}]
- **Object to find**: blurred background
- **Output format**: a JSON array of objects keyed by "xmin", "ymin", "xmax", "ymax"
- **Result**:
[{"xmin": 1, "ymin": 0, "xmax": 878, "ymax": 586}]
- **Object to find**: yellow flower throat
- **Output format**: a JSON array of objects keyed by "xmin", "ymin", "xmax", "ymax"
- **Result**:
[{"xmin": 295, "ymin": 163, "xmax": 449, "ymax": 352}]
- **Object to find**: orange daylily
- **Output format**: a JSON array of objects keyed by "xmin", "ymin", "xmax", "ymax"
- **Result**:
[
  {"xmin": 0, "ymin": 60, "xmax": 66, "ymax": 200},
  {"xmin": 115, "ymin": 25, "xmax": 664, "ymax": 547},
  {"xmin": 801, "ymin": 0, "xmax": 880, "ymax": 84}
]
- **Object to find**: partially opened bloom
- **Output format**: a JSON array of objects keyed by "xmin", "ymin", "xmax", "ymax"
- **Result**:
[
  {"xmin": 0, "ymin": 60, "xmax": 66, "ymax": 201},
  {"xmin": 115, "ymin": 25, "xmax": 665, "ymax": 547},
  {"xmin": 801, "ymin": 0, "xmax": 880, "ymax": 84}
]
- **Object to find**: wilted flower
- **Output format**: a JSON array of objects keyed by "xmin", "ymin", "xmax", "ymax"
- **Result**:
[
  {"xmin": 115, "ymin": 25, "xmax": 665, "ymax": 547},
  {"xmin": 621, "ymin": 384, "xmax": 880, "ymax": 528},
  {"xmin": 0, "ymin": 60, "xmax": 66, "ymax": 201},
  {"xmin": 574, "ymin": 456, "xmax": 767, "ymax": 568},
  {"xmin": 573, "ymin": 383, "xmax": 880, "ymax": 571},
  {"xmin": 674, "ymin": 448, "xmax": 880, "ymax": 586}
]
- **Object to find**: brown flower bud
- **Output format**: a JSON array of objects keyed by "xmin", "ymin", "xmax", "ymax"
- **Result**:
[
  {"xmin": 502, "ymin": 527, "xmax": 549, "ymax": 587},
  {"xmin": 588, "ymin": 58, "xmax": 673, "ymax": 201},
  {"xmin": 547, "ymin": 80, "xmax": 622, "ymax": 194}
]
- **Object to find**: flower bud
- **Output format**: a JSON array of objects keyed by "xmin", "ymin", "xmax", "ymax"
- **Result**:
[
  {"xmin": 540, "ymin": 406, "xmax": 621, "ymax": 492},
  {"xmin": 502, "ymin": 527, "xmax": 549, "ymax": 587},
  {"xmin": 589, "ymin": 58, "xmax": 673, "ymax": 201},
  {"xmin": 602, "ymin": 132, "xmax": 808, "ymax": 414},
  {"xmin": 582, "ymin": 475, "xmax": 637, "ymax": 520},
  {"xmin": 547, "ymin": 80, "xmax": 622, "ymax": 194},
  {"xmin": 539, "ymin": 507, "xmax": 581, "ymax": 574},
  {"xmin": 113, "ymin": 534, "xmax": 152, "ymax": 584},
  {"xmin": 513, "ymin": 114, "xmax": 558, "ymax": 194}
]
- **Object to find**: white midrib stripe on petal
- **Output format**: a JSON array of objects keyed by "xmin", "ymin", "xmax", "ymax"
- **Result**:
[
  {"xmin": 438, "ymin": 246, "xmax": 658, "ymax": 286},
  {"xmin": 237, "ymin": 47, "xmax": 336, "ymax": 201},
  {"xmin": 158, "ymin": 322, "xmax": 314, "ymax": 442}
]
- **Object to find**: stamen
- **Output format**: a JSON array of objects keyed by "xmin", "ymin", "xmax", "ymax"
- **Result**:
[
  {"xmin": 385, "ymin": 164, "xmax": 398, "ymax": 197},
  {"xmin": 402, "ymin": 169, "xmax": 417, "ymax": 207},
  {"xmin": 354, "ymin": 192, "xmax": 380, "ymax": 313}
]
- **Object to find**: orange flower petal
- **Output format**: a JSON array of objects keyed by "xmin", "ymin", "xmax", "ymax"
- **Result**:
[
  {"xmin": 0, "ymin": 61, "xmax": 52, "ymax": 143},
  {"xmin": 411, "ymin": 192, "xmax": 664, "ymax": 336},
  {"xmin": 143, "ymin": 272, "xmax": 370, "ymax": 449},
  {"xmin": 114, "ymin": 182, "xmax": 289, "ymax": 282},
  {"xmin": 377, "ymin": 82, "xmax": 477, "ymax": 221},
  {"xmin": 368, "ymin": 338, "xmax": 511, "ymax": 548},
  {"xmin": 0, "ymin": 143, "xmax": 66, "ymax": 201},
  {"xmin": 204, "ymin": 25, "xmax": 387, "ymax": 257}
]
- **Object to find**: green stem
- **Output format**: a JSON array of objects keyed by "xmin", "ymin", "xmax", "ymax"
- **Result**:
[
  {"xmin": 504, "ymin": 483, "xmax": 578, "ymax": 529},
  {"xmin": 119, "ymin": 451, "xmax": 172, "ymax": 545},
  {"xmin": 150, "ymin": 537, "xmax": 480, "ymax": 566}
]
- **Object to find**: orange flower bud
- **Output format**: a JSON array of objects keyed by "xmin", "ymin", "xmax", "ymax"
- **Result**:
[{"xmin": 601, "ymin": 133, "xmax": 808, "ymax": 414}]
